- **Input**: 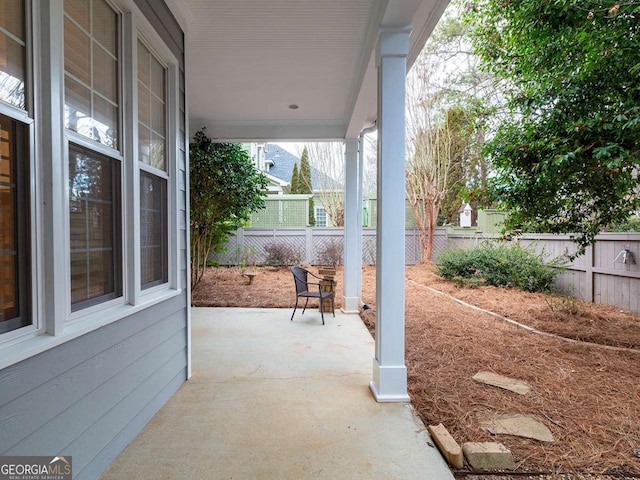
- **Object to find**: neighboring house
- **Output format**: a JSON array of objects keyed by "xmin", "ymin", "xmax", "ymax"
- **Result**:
[
  {"xmin": 247, "ymin": 143, "xmax": 343, "ymax": 227},
  {"xmin": 246, "ymin": 142, "xmax": 288, "ymax": 195},
  {"xmin": 1, "ymin": 2, "xmax": 188, "ymax": 478}
]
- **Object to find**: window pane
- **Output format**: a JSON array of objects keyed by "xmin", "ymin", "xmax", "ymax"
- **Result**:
[
  {"xmin": 0, "ymin": 0, "xmax": 26, "ymax": 110},
  {"xmin": 151, "ymin": 96, "xmax": 165, "ymax": 137},
  {"xmin": 0, "ymin": 184, "xmax": 14, "ymax": 251},
  {"xmin": 137, "ymin": 41, "xmax": 149, "ymax": 87},
  {"xmin": 138, "ymin": 124, "xmax": 150, "ymax": 163},
  {"xmin": 64, "ymin": 0, "xmax": 90, "ymax": 32},
  {"xmin": 0, "ymin": 0, "xmax": 24, "ymax": 38},
  {"xmin": 138, "ymin": 40, "xmax": 166, "ymax": 172},
  {"xmin": 138, "ymin": 82, "xmax": 150, "ymax": 128},
  {"xmin": 92, "ymin": 0, "xmax": 117, "ymax": 56},
  {"xmin": 64, "ymin": 76, "xmax": 91, "ymax": 134},
  {"xmin": 64, "ymin": 0, "xmax": 119, "ymax": 150},
  {"xmin": 64, "ymin": 17, "xmax": 90, "ymax": 85},
  {"xmin": 93, "ymin": 45, "xmax": 117, "ymax": 102},
  {"xmin": 0, "ymin": 114, "xmax": 30, "ymax": 332},
  {"xmin": 150, "ymin": 55, "xmax": 164, "ymax": 99},
  {"xmin": 150, "ymin": 132, "xmax": 166, "ymax": 171},
  {"xmin": 69, "ymin": 144, "xmax": 121, "ymax": 309},
  {"xmin": 93, "ymin": 94, "xmax": 118, "ymax": 148},
  {"xmin": 316, "ymin": 208, "xmax": 327, "ymax": 227},
  {"xmin": 140, "ymin": 171, "xmax": 167, "ymax": 289}
]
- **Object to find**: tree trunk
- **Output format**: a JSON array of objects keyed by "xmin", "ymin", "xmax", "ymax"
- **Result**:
[
  {"xmin": 190, "ymin": 230, "xmax": 215, "ymax": 291},
  {"xmin": 424, "ymin": 203, "xmax": 439, "ymax": 263}
]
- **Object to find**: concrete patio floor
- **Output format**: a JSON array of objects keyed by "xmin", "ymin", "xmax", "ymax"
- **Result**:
[{"xmin": 101, "ymin": 307, "xmax": 454, "ymax": 479}]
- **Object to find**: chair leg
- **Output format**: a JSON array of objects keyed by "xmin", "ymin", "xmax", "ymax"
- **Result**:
[
  {"xmin": 332, "ymin": 297, "xmax": 335, "ymax": 317},
  {"xmin": 302, "ymin": 297, "xmax": 309, "ymax": 315},
  {"xmin": 320, "ymin": 305, "xmax": 325, "ymax": 325},
  {"xmin": 291, "ymin": 297, "xmax": 299, "ymax": 321}
]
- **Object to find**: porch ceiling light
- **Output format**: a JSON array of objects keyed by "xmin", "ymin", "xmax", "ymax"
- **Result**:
[{"xmin": 288, "ymin": 104, "xmax": 299, "ymax": 110}]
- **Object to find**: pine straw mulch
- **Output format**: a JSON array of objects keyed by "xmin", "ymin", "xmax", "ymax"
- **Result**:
[{"xmin": 192, "ymin": 265, "xmax": 640, "ymax": 477}]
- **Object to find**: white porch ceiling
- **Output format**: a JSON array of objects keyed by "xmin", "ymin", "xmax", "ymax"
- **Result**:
[{"xmin": 168, "ymin": 0, "xmax": 450, "ymax": 141}]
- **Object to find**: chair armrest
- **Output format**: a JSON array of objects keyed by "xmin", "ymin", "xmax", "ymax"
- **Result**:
[
  {"xmin": 306, "ymin": 271, "xmax": 324, "ymax": 281},
  {"xmin": 307, "ymin": 271, "xmax": 336, "ymax": 286}
]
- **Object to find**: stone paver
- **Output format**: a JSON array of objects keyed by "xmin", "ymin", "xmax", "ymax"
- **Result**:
[
  {"xmin": 479, "ymin": 413, "xmax": 554, "ymax": 443},
  {"xmin": 428, "ymin": 423, "xmax": 463, "ymax": 468},
  {"xmin": 473, "ymin": 371, "xmax": 531, "ymax": 395},
  {"xmin": 462, "ymin": 442, "xmax": 516, "ymax": 471}
]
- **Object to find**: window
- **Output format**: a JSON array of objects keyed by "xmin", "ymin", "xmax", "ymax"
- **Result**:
[
  {"xmin": 0, "ymin": 0, "xmax": 27, "ymax": 109},
  {"xmin": 68, "ymin": 144, "xmax": 122, "ymax": 309},
  {"xmin": 64, "ymin": 0, "xmax": 123, "ymax": 310},
  {"xmin": 140, "ymin": 171, "xmax": 167, "ymax": 287},
  {"xmin": 315, "ymin": 207, "xmax": 327, "ymax": 228},
  {"xmin": 0, "ymin": 115, "xmax": 30, "ymax": 333},
  {"xmin": 64, "ymin": 0, "xmax": 119, "ymax": 148},
  {"xmin": 0, "ymin": 0, "xmax": 182, "ymax": 355},
  {"xmin": 138, "ymin": 39, "xmax": 168, "ymax": 289},
  {"xmin": 0, "ymin": 1, "xmax": 31, "ymax": 335}
]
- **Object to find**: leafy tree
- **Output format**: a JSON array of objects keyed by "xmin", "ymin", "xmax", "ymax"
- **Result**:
[
  {"xmin": 298, "ymin": 146, "xmax": 316, "ymax": 226},
  {"xmin": 406, "ymin": 0, "xmax": 498, "ymax": 231},
  {"xmin": 190, "ymin": 129, "xmax": 268, "ymax": 289},
  {"xmin": 407, "ymin": 105, "xmax": 473, "ymax": 261},
  {"xmin": 465, "ymin": 0, "xmax": 640, "ymax": 252}
]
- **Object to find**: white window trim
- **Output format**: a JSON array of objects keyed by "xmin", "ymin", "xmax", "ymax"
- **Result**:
[
  {"xmin": 0, "ymin": 110, "xmax": 40, "ymax": 348},
  {"xmin": 133, "ymin": 16, "xmax": 181, "ymax": 302},
  {"xmin": 64, "ymin": 0, "xmax": 127, "ymax": 320},
  {"xmin": 0, "ymin": 0, "xmax": 184, "ymax": 369}
]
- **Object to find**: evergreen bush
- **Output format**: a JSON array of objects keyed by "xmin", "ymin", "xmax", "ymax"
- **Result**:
[{"xmin": 437, "ymin": 242, "xmax": 562, "ymax": 293}]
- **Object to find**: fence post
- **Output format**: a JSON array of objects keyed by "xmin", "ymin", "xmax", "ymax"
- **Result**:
[
  {"xmin": 305, "ymin": 227, "xmax": 313, "ymax": 264},
  {"xmin": 236, "ymin": 228, "xmax": 244, "ymax": 251},
  {"xmin": 585, "ymin": 243, "xmax": 594, "ymax": 303}
]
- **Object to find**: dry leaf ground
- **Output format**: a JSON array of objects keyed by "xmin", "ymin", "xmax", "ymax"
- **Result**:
[{"xmin": 192, "ymin": 265, "xmax": 640, "ymax": 477}]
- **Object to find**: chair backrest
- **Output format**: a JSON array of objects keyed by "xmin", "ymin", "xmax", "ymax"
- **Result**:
[{"xmin": 290, "ymin": 266, "xmax": 309, "ymax": 294}]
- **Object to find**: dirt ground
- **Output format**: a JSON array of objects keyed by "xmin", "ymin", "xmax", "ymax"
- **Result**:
[{"xmin": 192, "ymin": 265, "xmax": 640, "ymax": 478}]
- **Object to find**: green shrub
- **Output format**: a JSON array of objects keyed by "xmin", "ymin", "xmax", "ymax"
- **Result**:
[{"xmin": 437, "ymin": 242, "xmax": 562, "ymax": 293}]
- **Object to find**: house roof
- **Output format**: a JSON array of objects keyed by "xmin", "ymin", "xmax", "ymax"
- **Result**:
[
  {"xmin": 171, "ymin": 0, "xmax": 450, "ymax": 141},
  {"xmin": 264, "ymin": 144, "xmax": 342, "ymax": 191}
]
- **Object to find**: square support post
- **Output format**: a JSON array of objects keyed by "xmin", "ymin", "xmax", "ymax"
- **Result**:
[
  {"xmin": 342, "ymin": 139, "xmax": 362, "ymax": 313},
  {"xmin": 370, "ymin": 26, "xmax": 412, "ymax": 403}
]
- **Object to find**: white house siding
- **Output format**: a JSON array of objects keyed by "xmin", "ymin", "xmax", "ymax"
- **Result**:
[{"xmin": 0, "ymin": 2, "xmax": 189, "ymax": 479}]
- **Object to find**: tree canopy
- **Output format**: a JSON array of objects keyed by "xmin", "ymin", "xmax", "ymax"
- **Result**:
[
  {"xmin": 465, "ymin": 1, "xmax": 640, "ymax": 251},
  {"xmin": 405, "ymin": 0, "xmax": 492, "ymax": 261},
  {"xmin": 190, "ymin": 129, "xmax": 268, "ymax": 288}
]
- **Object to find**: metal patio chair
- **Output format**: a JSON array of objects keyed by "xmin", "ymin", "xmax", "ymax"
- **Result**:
[{"xmin": 290, "ymin": 266, "xmax": 335, "ymax": 325}]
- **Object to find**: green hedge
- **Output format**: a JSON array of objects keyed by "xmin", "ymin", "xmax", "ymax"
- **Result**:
[{"xmin": 437, "ymin": 242, "xmax": 562, "ymax": 292}]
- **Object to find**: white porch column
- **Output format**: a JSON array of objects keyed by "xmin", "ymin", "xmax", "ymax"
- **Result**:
[
  {"xmin": 342, "ymin": 139, "xmax": 361, "ymax": 313},
  {"xmin": 370, "ymin": 26, "xmax": 412, "ymax": 403}
]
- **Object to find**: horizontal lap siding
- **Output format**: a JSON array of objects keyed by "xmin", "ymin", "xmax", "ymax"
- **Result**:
[{"xmin": 0, "ymin": 293, "xmax": 188, "ymax": 479}]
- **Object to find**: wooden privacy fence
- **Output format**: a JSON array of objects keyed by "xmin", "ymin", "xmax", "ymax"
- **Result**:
[{"xmin": 448, "ymin": 232, "xmax": 640, "ymax": 313}]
